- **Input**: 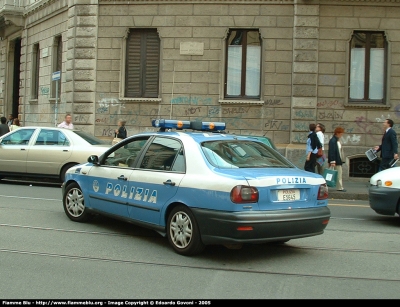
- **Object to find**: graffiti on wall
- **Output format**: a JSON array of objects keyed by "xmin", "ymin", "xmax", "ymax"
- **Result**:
[{"xmin": 317, "ymin": 100, "xmax": 343, "ymax": 108}]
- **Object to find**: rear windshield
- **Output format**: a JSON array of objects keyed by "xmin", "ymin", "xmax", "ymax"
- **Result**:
[
  {"xmin": 201, "ymin": 140, "xmax": 294, "ymax": 169},
  {"xmin": 73, "ymin": 130, "xmax": 108, "ymax": 145}
]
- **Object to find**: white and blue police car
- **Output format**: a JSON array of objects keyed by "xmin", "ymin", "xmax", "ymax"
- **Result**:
[{"xmin": 62, "ymin": 119, "xmax": 330, "ymax": 256}]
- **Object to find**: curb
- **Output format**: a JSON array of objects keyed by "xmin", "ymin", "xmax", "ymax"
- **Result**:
[{"xmin": 328, "ymin": 191, "xmax": 369, "ymax": 201}]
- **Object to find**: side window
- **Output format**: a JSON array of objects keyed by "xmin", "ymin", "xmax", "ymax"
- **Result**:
[
  {"xmin": 225, "ymin": 29, "xmax": 261, "ymax": 99},
  {"xmin": 349, "ymin": 31, "xmax": 387, "ymax": 104},
  {"xmin": 1, "ymin": 129, "xmax": 35, "ymax": 145},
  {"xmin": 124, "ymin": 29, "xmax": 160, "ymax": 98},
  {"xmin": 140, "ymin": 137, "xmax": 183, "ymax": 171},
  {"xmin": 56, "ymin": 131, "xmax": 71, "ymax": 146},
  {"xmin": 104, "ymin": 137, "xmax": 150, "ymax": 168},
  {"xmin": 171, "ymin": 148, "xmax": 186, "ymax": 172},
  {"xmin": 35, "ymin": 130, "xmax": 69, "ymax": 146}
]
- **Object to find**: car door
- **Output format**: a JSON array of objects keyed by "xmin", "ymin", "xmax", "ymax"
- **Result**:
[
  {"xmin": 0, "ymin": 128, "xmax": 36, "ymax": 173},
  {"xmin": 26, "ymin": 129, "xmax": 73, "ymax": 175},
  {"xmin": 84, "ymin": 136, "xmax": 151, "ymax": 218},
  {"xmin": 127, "ymin": 136, "xmax": 186, "ymax": 226}
]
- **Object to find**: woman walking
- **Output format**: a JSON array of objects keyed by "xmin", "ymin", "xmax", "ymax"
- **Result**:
[
  {"xmin": 304, "ymin": 123, "xmax": 319, "ymax": 173},
  {"xmin": 9, "ymin": 118, "xmax": 21, "ymax": 131}
]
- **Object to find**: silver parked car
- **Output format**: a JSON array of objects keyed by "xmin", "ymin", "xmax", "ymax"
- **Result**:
[{"xmin": 0, "ymin": 127, "xmax": 111, "ymax": 182}]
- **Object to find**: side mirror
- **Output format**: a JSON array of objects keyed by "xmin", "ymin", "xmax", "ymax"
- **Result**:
[{"xmin": 88, "ymin": 155, "xmax": 99, "ymax": 165}]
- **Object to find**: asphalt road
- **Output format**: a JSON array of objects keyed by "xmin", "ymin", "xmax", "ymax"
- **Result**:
[{"xmin": 0, "ymin": 180, "xmax": 399, "ymax": 300}]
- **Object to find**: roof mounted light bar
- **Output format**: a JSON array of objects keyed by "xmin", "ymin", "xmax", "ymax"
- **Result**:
[
  {"xmin": 190, "ymin": 120, "xmax": 226, "ymax": 132},
  {"xmin": 152, "ymin": 119, "xmax": 191, "ymax": 131},
  {"xmin": 152, "ymin": 119, "xmax": 226, "ymax": 132}
]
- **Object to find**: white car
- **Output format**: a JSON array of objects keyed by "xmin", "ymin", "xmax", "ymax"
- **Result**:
[
  {"xmin": 0, "ymin": 127, "xmax": 111, "ymax": 182},
  {"xmin": 369, "ymin": 166, "xmax": 400, "ymax": 217}
]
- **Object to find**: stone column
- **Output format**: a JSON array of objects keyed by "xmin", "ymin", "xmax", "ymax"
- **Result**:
[
  {"xmin": 291, "ymin": 1, "xmax": 319, "ymax": 143},
  {"xmin": 66, "ymin": 0, "xmax": 99, "ymax": 133}
]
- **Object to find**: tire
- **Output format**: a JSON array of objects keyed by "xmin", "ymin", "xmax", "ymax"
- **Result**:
[
  {"xmin": 60, "ymin": 163, "xmax": 78, "ymax": 182},
  {"xmin": 63, "ymin": 182, "xmax": 92, "ymax": 222},
  {"xmin": 167, "ymin": 205, "xmax": 205, "ymax": 256}
]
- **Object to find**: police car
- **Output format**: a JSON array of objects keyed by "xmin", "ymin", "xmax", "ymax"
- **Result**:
[
  {"xmin": 62, "ymin": 119, "xmax": 330, "ymax": 256},
  {"xmin": 369, "ymin": 166, "xmax": 400, "ymax": 217}
]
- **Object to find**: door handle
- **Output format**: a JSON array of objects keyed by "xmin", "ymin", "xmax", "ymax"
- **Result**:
[
  {"xmin": 118, "ymin": 175, "xmax": 127, "ymax": 181},
  {"xmin": 163, "ymin": 179, "xmax": 175, "ymax": 186}
]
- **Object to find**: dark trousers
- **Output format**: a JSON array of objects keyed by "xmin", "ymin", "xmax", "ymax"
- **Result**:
[
  {"xmin": 304, "ymin": 153, "xmax": 317, "ymax": 173},
  {"xmin": 379, "ymin": 158, "xmax": 392, "ymax": 171}
]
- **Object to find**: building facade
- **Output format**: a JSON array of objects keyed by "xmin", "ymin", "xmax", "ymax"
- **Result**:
[{"xmin": 0, "ymin": 0, "xmax": 399, "ymax": 179}]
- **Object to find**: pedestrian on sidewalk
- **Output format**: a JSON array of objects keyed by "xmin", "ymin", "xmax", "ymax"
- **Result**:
[
  {"xmin": 315, "ymin": 123, "xmax": 326, "ymax": 175},
  {"xmin": 304, "ymin": 123, "xmax": 320, "ymax": 173},
  {"xmin": 58, "ymin": 114, "xmax": 74, "ymax": 129},
  {"xmin": 328, "ymin": 126, "xmax": 346, "ymax": 192},
  {"xmin": 0, "ymin": 116, "xmax": 10, "ymax": 136},
  {"xmin": 7, "ymin": 114, "xmax": 13, "ymax": 127},
  {"xmin": 373, "ymin": 118, "xmax": 398, "ymax": 171},
  {"xmin": 9, "ymin": 118, "xmax": 21, "ymax": 131}
]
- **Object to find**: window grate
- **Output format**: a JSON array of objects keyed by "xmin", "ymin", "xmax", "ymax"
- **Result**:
[{"xmin": 349, "ymin": 157, "xmax": 380, "ymax": 178}]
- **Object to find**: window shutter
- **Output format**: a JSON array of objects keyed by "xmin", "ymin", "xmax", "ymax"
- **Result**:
[
  {"xmin": 143, "ymin": 32, "xmax": 160, "ymax": 98},
  {"xmin": 125, "ymin": 32, "xmax": 141, "ymax": 97},
  {"xmin": 125, "ymin": 29, "xmax": 160, "ymax": 98}
]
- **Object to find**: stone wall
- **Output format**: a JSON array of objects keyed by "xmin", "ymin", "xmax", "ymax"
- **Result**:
[{"xmin": 1, "ymin": 0, "xmax": 399, "ymax": 180}]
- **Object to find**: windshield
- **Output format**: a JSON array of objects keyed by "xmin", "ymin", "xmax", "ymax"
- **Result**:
[
  {"xmin": 73, "ymin": 130, "xmax": 108, "ymax": 145},
  {"xmin": 201, "ymin": 140, "xmax": 294, "ymax": 169}
]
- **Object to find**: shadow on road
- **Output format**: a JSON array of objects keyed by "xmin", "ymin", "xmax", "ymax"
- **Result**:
[{"xmin": 0, "ymin": 177, "xmax": 62, "ymax": 188}]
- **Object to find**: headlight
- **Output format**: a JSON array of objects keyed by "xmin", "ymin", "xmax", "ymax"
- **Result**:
[{"xmin": 376, "ymin": 180, "xmax": 382, "ymax": 187}]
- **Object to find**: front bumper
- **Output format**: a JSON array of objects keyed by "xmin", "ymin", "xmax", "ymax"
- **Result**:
[
  {"xmin": 369, "ymin": 185, "xmax": 400, "ymax": 216},
  {"xmin": 191, "ymin": 206, "xmax": 331, "ymax": 245}
]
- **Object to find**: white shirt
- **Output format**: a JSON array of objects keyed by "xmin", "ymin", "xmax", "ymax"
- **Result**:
[
  {"xmin": 58, "ymin": 121, "xmax": 74, "ymax": 129},
  {"xmin": 316, "ymin": 131, "xmax": 324, "ymax": 150},
  {"xmin": 9, "ymin": 125, "xmax": 20, "ymax": 131}
]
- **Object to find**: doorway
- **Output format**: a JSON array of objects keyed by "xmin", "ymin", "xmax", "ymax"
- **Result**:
[{"xmin": 11, "ymin": 38, "xmax": 21, "ymax": 120}]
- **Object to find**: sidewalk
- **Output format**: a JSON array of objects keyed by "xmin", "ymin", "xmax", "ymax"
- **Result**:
[{"xmin": 327, "ymin": 180, "xmax": 370, "ymax": 201}]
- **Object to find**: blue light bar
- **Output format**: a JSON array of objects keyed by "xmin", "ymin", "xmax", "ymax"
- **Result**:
[
  {"xmin": 190, "ymin": 121, "xmax": 226, "ymax": 131},
  {"xmin": 152, "ymin": 119, "xmax": 226, "ymax": 132},
  {"xmin": 152, "ymin": 119, "xmax": 191, "ymax": 130}
]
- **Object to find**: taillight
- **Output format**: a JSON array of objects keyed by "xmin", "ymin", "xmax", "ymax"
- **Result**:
[
  {"xmin": 230, "ymin": 185, "xmax": 259, "ymax": 203},
  {"xmin": 318, "ymin": 184, "xmax": 328, "ymax": 200}
]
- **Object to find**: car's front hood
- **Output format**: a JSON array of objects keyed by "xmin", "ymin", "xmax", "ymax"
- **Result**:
[{"xmin": 214, "ymin": 167, "xmax": 325, "ymax": 186}]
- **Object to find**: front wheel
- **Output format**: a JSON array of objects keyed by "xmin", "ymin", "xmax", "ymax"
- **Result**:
[
  {"xmin": 167, "ymin": 205, "xmax": 205, "ymax": 256},
  {"xmin": 63, "ymin": 182, "xmax": 92, "ymax": 222}
]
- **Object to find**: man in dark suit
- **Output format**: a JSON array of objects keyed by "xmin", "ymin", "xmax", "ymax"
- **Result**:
[{"xmin": 374, "ymin": 119, "xmax": 399, "ymax": 171}]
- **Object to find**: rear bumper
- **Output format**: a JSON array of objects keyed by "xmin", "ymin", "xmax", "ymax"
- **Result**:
[
  {"xmin": 369, "ymin": 186, "xmax": 400, "ymax": 216},
  {"xmin": 191, "ymin": 206, "xmax": 331, "ymax": 245}
]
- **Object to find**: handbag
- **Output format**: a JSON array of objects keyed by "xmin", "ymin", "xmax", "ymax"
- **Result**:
[
  {"xmin": 323, "ymin": 166, "xmax": 338, "ymax": 188},
  {"xmin": 112, "ymin": 137, "xmax": 123, "ymax": 145},
  {"xmin": 316, "ymin": 147, "xmax": 323, "ymax": 158}
]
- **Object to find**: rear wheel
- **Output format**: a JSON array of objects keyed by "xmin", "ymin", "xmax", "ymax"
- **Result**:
[
  {"xmin": 60, "ymin": 163, "xmax": 78, "ymax": 182},
  {"xmin": 63, "ymin": 182, "xmax": 92, "ymax": 222},
  {"xmin": 167, "ymin": 205, "xmax": 205, "ymax": 256}
]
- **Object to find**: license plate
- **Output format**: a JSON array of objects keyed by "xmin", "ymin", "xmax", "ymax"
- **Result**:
[{"xmin": 277, "ymin": 189, "xmax": 300, "ymax": 201}]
